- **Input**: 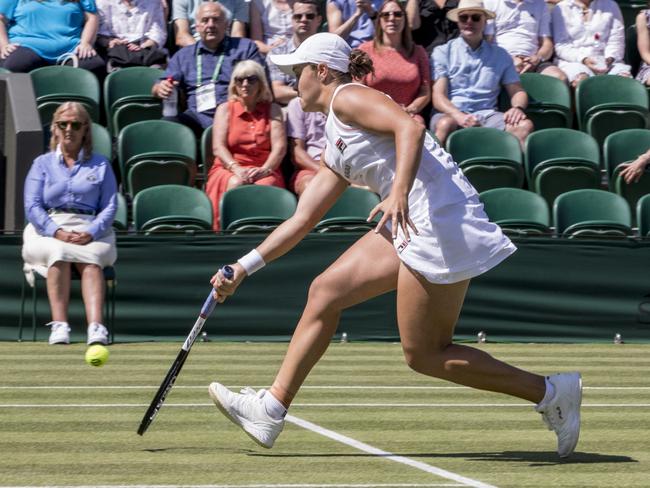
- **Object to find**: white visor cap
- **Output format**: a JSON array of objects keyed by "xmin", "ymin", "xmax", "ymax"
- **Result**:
[{"xmin": 269, "ymin": 32, "xmax": 351, "ymax": 76}]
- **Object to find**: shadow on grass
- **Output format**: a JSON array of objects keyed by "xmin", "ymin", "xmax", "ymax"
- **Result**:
[{"xmin": 249, "ymin": 451, "xmax": 637, "ymax": 466}]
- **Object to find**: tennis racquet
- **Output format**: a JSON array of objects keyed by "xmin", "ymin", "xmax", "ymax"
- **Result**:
[{"xmin": 137, "ymin": 265, "xmax": 234, "ymax": 435}]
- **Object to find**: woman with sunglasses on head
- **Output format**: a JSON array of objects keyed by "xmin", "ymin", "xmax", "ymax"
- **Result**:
[
  {"xmin": 207, "ymin": 32, "xmax": 582, "ymax": 458},
  {"xmin": 22, "ymin": 102, "xmax": 117, "ymax": 346},
  {"xmin": 205, "ymin": 60, "xmax": 286, "ymax": 230},
  {"xmin": 358, "ymin": 0, "xmax": 431, "ymax": 126}
]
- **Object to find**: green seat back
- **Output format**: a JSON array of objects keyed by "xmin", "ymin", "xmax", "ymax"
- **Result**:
[
  {"xmin": 447, "ymin": 127, "xmax": 524, "ymax": 191},
  {"xmin": 520, "ymin": 73, "xmax": 571, "ymax": 109},
  {"xmin": 604, "ymin": 129, "xmax": 650, "ymax": 215},
  {"xmin": 113, "ymin": 192, "xmax": 129, "ymax": 231},
  {"xmin": 479, "ymin": 188, "xmax": 550, "ymax": 235},
  {"xmin": 30, "ymin": 66, "xmax": 100, "ymax": 121},
  {"xmin": 553, "ymin": 189, "xmax": 632, "ymax": 237},
  {"xmin": 103, "ymin": 67, "xmax": 163, "ymax": 133},
  {"xmin": 0, "ymin": 67, "xmax": 11, "ymax": 74},
  {"xmin": 315, "ymin": 187, "xmax": 380, "ymax": 232},
  {"xmin": 637, "ymin": 194, "xmax": 650, "ymax": 236},
  {"xmin": 575, "ymin": 75, "xmax": 649, "ymax": 130},
  {"xmin": 200, "ymin": 125, "xmax": 214, "ymax": 183},
  {"xmin": 127, "ymin": 159, "xmax": 196, "ymax": 196},
  {"xmin": 133, "ymin": 184, "xmax": 213, "ymax": 231},
  {"xmin": 112, "ymin": 102, "xmax": 162, "ymax": 135},
  {"xmin": 91, "ymin": 122, "xmax": 112, "ymax": 160},
  {"xmin": 220, "ymin": 185, "xmax": 297, "ymax": 232}
]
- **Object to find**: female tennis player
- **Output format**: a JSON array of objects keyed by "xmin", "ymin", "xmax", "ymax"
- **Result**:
[{"xmin": 208, "ymin": 32, "xmax": 582, "ymax": 458}]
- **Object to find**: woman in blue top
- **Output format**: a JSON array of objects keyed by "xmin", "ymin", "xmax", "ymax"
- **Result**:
[
  {"xmin": 0, "ymin": 0, "xmax": 105, "ymax": 74},
  {"xmin": 22, "ymin": 102, "xmax": 117, "ymax": 346}
]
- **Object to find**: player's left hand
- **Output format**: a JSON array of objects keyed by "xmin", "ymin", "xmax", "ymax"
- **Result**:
[
  {"xmin": 368, "ymin": 191, "xmax": 418, "ymax": 241},
  {"xmin": 210, "ymin": 263, "xmax": 246, "ymax": 303}
]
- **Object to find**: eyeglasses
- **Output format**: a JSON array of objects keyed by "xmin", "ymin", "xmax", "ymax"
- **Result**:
[
  {"xmin": 234, "ymin": 75, "xmax": 260, "ymax": 85},
  {"xmin": 292, "ymin": 13, "xmax": 316, "ymax": 21},
  {"xmin": 379, "ymin": 11, "xmax": 404, "ymax": 19},
  {"xmin": 55, "ymin": 121, "xmax": 84, "ymax": 131},
  {"xmin": 458, "ymin": 13, "xmax": 483, "ymax": 22}
]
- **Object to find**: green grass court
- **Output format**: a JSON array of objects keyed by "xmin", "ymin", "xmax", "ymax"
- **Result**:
[{"xmin": 1, "ymin": 342, "xmax": 648, "ymax": 488}]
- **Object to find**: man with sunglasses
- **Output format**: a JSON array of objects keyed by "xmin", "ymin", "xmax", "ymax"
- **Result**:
[
  {"xmin": 267, "ymin": 0, "xmax": 323, "ymax": 104},
  {"xmin": 430, "ymin": 0, "xmax": 533, "ymax": 147},
  {"xmin": 152, "ymin": 2, "xmax": 264, "ymax": 136}
]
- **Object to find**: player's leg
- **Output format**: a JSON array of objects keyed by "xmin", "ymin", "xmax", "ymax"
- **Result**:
[
  {"xmin": 395, "ymin": 265, "xmax": 545, "ymax": 402},
  {"xmin": 396, "ymin": 264, "xmax": 582, "ymax": 457}
]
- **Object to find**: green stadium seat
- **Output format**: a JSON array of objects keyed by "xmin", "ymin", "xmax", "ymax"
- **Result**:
[
  {"xmin": 103, "ymin": 66, "xmax": 163, "ymax": 134},
  {"xmin": 0, "ymin": 67, "xmax": 10, "ymax": 74},
  {"xmin": 637, "ymin": 194, "xmax": 650, "ymax": 236},
  {"xmin": 113, "ymin": 192, "xmax": 129, "ymax": 231},
  {"xmin": 519, "ymin": 73, "xmax": 572, "ymax": 130},
  {"xmin": 446, "ymin": 127, "xmax": 524, "ymax": 192},
  {"xmin": 603, "ymin": 129, "xmax": 650, "ymax": 217},
  {"xmin": 220, "ymin": 185, "xmax": 297, "ymax": 233},
  {"xmin": 30, "ymin": 66, "xmax": 100, "ymax": 124},
  {"xmin": 133, "ymin": 184, "xmax": 213, "ymax": 233},
  {"xmin": 314, "ymin": 187, "xmax": 380, "ymax": 233},
  {"xmin": 200, "ymin": 125, "xmax": 214, "ymax": 185},
  {"xmin": 91, "ymin": 122, "xmax": 112, "ymax": 160},
  {"xmin": 479, "ymin": 188, "xmax": 551, "ymax": 236},
  {"xmin": 575, "ymin": 75, "xmax": 650, "ymax": 147},
  {"xmin": 524, "ymin": 128, "xmax": 601, "ymax": 207},
  {"xmin": 553, "ymin": 189, "xmax": 632, "ymax": 238},
  {"xmin": 117, "ymin": 120, "xmax": 197, "ymax": 196}
]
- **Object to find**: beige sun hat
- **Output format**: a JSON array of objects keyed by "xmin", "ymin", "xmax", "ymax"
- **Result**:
[{"xmin": 447, "ymin": 0, "xmax": 496, "ymax": 22}]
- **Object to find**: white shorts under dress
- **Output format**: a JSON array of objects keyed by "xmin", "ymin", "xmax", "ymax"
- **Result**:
[
  {"xmin": 22, "ymin": 213, "xmax": 117, "ymax": 286},
  {"xmin": 323, "ymin": 83, "xmax": 516, "ymax": 284}
]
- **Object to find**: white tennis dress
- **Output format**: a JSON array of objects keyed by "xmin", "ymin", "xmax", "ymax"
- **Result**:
[{"xmin": 323, "ymin": 83, "xmax": 516, "ymax": 284}]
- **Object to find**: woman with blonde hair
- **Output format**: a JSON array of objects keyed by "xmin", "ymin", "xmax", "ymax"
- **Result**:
[
  {"xmin": 22, "ymin": 102, "xmax": 117, "ymax": 345},
  {"xmin": 206, "ymin": 60, "xmax": 287, "ymax": 230}
]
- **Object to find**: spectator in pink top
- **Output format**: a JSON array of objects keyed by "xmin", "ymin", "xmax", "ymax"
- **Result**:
[{"xmin": 358, "ymin": 0, "xmax": 431, "ymax": 125}]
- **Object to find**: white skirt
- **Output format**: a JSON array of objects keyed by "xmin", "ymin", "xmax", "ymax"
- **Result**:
[
  {"xmin": 22, "ymin": 213, "xmax": 117, "ymax": 286},
  {"xmin": 391, "ymin": 195, "xmax": 516, "ymax": 284}
]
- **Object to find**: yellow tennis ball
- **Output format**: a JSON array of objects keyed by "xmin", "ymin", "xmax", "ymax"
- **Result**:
[{"xmin": 85, "ymin": 345, "xmax": 109, "ymax": 367}]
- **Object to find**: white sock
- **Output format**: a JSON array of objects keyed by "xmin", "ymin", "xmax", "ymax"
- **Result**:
[
  {"xmin": 263, "ymin": 390, "xmax": 287, "ymax": 419},
  {"xmin": 538, "ymin": 377, "xmax": 555, "ymax": 407}
]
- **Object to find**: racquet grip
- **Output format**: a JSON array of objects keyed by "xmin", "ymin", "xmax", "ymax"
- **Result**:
[{"xmin": 200, "ymin": 265, "xmax": 235, "ymax": 316}]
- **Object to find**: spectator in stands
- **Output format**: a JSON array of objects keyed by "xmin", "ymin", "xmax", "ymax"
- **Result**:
[
  {"xmin": 484, "ymin": 0, "xmax": 567, "ymax": 82},
  {"xmin": 430, "ymin": 0, "xmax": 533, "ymax": 147},
  {"xmin": 22, "ymin": 102, "xmax": 117, "ymax": 346},
  {"xmin": 96, "ymin": 0, "xmax": 167, "ymax": 71},
  {"xmin": 551, "ymin": 0, "xmax": 631, "ymax": 88},
  {"xmin": 636, "ymin": 7, "xmax": 650, "ymax": 85},
  {"xmin": 152, "ymin": 1, "xmax": 264, "ymax": 135},
  {"xmin": 620, "ymin": 148, "xmax": 650, "ymax": 183},
  {"xmin": 327, "ymin": 0, "xmax": 383, "ymax": 47},
  {"xmin": 359, "ymin": 0, "xmax": 431, "ymax": 125},
  {"xmin": 250, "ymin": 0, "xmax": 294, "ymax": 55},
  {"xmin": 206, "ymin": 60, "xmax": 286, "ymax": 230},
  {"xmin": 173, "ymin": 0, "xmax": 248, "ymax": 47},
  {"xmin": 286, "ymin": 97, "xmax": 327, "ymax": 196},
  {"xmin": 411, "ymin": 0, "xmax": 459, "ymax": 55},
  {"xmin": 267, "ymin": 0, "xmax": 322, "ymax": 104},
  {"xmin": 0, "ymin": 0, "xmax": 105, "ymax": 75}
]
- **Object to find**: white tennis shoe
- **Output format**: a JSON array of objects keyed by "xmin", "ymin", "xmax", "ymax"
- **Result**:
[
  {"xmin": 87, "ymin": 322, "xmax": 109, "ymax": 345},
  {"xmin": 47, "ymin": 321, "xmax": 70, "ymax": 345},
  {"xmin": 535, "ymin": 372, "xmax": 582, "ymax": 458},
  {"xmin": 209, "ymin": 382, "xmax": 284, "ymax": 448}
]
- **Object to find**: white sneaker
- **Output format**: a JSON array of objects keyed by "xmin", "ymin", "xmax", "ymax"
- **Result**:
[
  {"xmin": 47, "ymin": 321, "xmax": 70, "ymax": 345},
  {"xmin": 87, "ymin": 322, "xmax": 109, "ymax": 345},
  {"xmin": 535, "ymin": 372, "xmax": 582, "ymax": 458},
  {"xmin": 208, "ymin": 383, "xmax": 284, "ymax": 448}
]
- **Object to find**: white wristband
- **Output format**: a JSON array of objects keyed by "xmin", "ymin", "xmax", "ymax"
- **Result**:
[{"xmin": 237, "ymin": 249, "xmax": 266, "ymax": 276}]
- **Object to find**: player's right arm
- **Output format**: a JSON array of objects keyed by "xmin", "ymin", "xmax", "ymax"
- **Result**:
[{"xmin": 211, "ymin": 164, "xmax": 348, "ymax": 299}]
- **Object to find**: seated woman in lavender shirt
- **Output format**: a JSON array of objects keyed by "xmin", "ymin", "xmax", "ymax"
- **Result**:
[{"xmin": 22, "ymin": 102, "xmax": 117, "ymax": 346}]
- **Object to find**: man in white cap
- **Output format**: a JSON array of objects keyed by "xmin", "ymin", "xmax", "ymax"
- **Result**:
[{"xmin": 430, "ymin": 0, "xmax": 533, "ymax": 147}]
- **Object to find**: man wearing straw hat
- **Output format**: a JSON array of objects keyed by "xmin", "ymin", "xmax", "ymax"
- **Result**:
[{"xmin": 429, "ymin": 0, "xmax": 533, "ymax": 147}]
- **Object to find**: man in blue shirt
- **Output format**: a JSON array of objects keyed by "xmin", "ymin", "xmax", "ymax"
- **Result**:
[
  {"xmin": 430, "ymin": 0, "xmax": 533, "ymax": 147},
  {"xmin": 152, "ymin": 1, "xmax": 264, "ymax": 135}
]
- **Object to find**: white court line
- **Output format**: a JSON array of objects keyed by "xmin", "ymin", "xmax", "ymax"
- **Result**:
[
  {"xmin": 287, "ymin": 415, "xmax": 496, "ymax": 488},
  {"xmin": 0, "ymin": 385, "xmax": 648, "ymax": 390},
  {"xmin": 1, "ymin": 403, "xmax": 650, "ymax": 408},
  {"xmin": 1, "ymin": 485, "xmax": 463, "ymax": 488}
]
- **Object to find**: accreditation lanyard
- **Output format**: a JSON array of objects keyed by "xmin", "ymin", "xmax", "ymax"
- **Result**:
[{"xmin": 196, "ymin": 41, "xmax": 228, "ymax": 88}]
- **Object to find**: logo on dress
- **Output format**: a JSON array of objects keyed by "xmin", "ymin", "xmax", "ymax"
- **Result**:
[
  {"xmin": 335, "ymin": 137, "xmax": 347, "ymax": 153},
  {"xmin": 397, "ymin": 239, "xmax": 409, "ymax": 254}
]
